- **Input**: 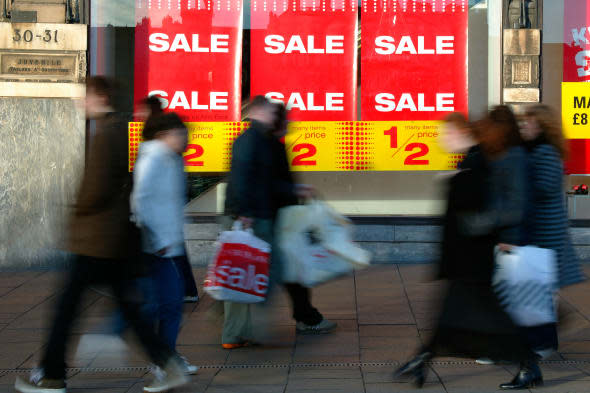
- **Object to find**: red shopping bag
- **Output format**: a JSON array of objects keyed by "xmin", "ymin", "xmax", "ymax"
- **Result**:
[{"xmin": 204, "ymin": 225, "xmax": 270, "ymax": 303}]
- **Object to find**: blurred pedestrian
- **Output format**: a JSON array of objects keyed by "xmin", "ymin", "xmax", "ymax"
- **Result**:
[
  {"xmin": 221, "ymin": 96, "xmax": 336, "ymax": 349},
  {"xmin": 395, "ymin": 108, "xmax": 535, "ymax": 389},
  {"xmin": 137, "ymin": 95, "xmax": 200, "ymax": 303},
  {"xmin": 519, "ymin": 105, "xmax": 586, "ymax": 358},
  {"xmin": 131, "ymin": 113, "xmax": 198, "ymax": 374},
  {"xmin": 15, "ymin": 77, "xmax": 188, "ymax": 393},
  {"xmin": 136, "ymin": 95, "xmax": 165, "ymax": 122}
]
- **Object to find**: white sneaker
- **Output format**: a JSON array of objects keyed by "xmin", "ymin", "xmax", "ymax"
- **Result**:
[
  {"xmin": 143, "ymin": 358, "xmax": 188, "ymax": 393},
  {"xmin": 475, "ymin": 357, "xmax": 495, "ymax": 365},
  {"xmin": 296, "ymin": 319, "xmax": 337, "ymax": 334},
  {"xmin": 14, "ymin": 369, "xmax": 66, "ymax": 393},
  {"xmin": 180, "ymin": 355, "xmax": 199, "ymax": 375}
]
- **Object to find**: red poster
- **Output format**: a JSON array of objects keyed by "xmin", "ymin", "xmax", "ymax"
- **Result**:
[
  {"xmin": 134, "ymin": 0, "xmax": 243, "ymax": 121},
  {"xmin": 564, "ymin": 0, "xmax": 590, "ymax": 174},
  {"xmin": 361, "ymin": 0, "xmax": 468, "ymax": 121},
  {"xmin": 564, "ymin": 0, "xmax": 590, "ymax": 82},
  {"xmin": 250, "ymin": 0, "xmax": 358, "ymax": 121}
]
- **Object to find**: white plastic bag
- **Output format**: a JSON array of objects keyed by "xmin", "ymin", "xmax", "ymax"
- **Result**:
[
  {"xmin": 204, "ymin": 223, "xmax": 271, "ymax": 303},
  {"xmin": 277, "ymin": 201, "xmax": 371, "ymax": 287},
  {"xmin": 493, "ymin": 246, "xmax": 558, "ymax": 327}
]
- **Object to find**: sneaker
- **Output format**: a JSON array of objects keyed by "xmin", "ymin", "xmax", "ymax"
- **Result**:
[
  {"xmin": 143, "ymin": 357, "xmax": 189, "ymax": 393},
  {"xmin": 296, "ymin": 319, "xmax": 337, "ymax": 335},
  {"xmin": 183, "ymin": 295, "xmax": 199, "ymax": 303},
  {"xmin": 475, "ymin": 358, "xmax": 495, "ymax": 365},
  {"xmin": 15, "ymin": 369, "xmax": 66, "ymax": 393},
  {"xmin": 179, "ymin": 355, "xmax": 199, "ymax": 375},
  {"xmin": 222, "ymin": 342, "xmax": 248, "ymax": 350}
]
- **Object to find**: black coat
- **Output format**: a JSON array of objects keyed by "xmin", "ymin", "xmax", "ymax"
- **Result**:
[
  {"xmin": 225, "ymin": 120, "xmax": 297, "ymax": 219},
  {"xmin": 438, "ymin": 146, "xmax": 495, "ymax": 283},
  {"xmin": 432, "ymin": 146, "xmax": 532, "ymax": 361}
]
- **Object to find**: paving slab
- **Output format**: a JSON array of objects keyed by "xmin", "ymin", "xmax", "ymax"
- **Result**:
[{"xmin": 2, "ymin": 265, "xmax": 590, "ymax": 392}]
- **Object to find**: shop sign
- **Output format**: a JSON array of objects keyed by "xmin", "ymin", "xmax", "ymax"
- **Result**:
[
  {"xmin": 250, "ymin": 0, "xmax": 358, "ymax": 121},
  {"xmin": 129, "ymin": 121, "xmax": 459, "ymax": 172},
  {"xmin": 562, "ymin": 82, "xmax": 590, "ymax": 140},
  {"xmin": 360, "ymin": 0, "xmax": 468, "ymax": 121},
  {"xmin": 134, "ymin": 0, "xmax": 243, "ymax": 121},
  {"xmin": 564, "ymin": 0, "xmax": 590, "ymax": 174}
]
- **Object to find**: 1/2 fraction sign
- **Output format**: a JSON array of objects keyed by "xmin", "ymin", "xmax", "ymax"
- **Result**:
[{"xmin": 384, "ymin": 125, "xmax": 430, "ymax": 166}]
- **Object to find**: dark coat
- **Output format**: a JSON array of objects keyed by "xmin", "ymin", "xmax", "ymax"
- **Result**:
[
  {"xmin": 525, "ymin": 142, "xmax": 585, "ymax": 288},
  {"xmin": 224, "ymin": 120, "xmax": 297, "ymax": 219},
  {"xmin": 438, "ymin": 146, "xmax": 495, "ymax": 283},
  {"xmin": 433, "ymin": 146, "xmax": 532, "ymax": 361},
  {"xmin": 67, "ymin": 113, "xmax": 136, "ymax": 259}
]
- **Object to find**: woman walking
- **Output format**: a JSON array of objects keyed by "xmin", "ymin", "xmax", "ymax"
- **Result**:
[
  {"xmin": 517, "ymin": 105, "xmax": 586, "ymax": 358},
  {"xmin": 395, "ymin": 107, "xmax": 536, "ymax": 389}
]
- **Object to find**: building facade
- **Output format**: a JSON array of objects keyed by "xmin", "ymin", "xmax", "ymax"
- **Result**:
[{"xmin": 1, "ymin": 0, "xmax": 589, "ymax": 267}]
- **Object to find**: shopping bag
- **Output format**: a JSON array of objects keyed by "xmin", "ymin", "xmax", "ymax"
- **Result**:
[
  {"xmin": 277, "ymin": 201, "xmax": 371, "ymax": 287},
  {"xmin": 492, "ymin": 246, "xmax": 558, "ymax": 327},
  {"xmin": 204, "ymin": 223, "xmax": 270, "ymax": 303}
]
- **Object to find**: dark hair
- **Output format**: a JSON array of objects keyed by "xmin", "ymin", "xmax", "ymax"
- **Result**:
[
  {"xmin": 245, "ymin": 95, "xmax": 272, "ymax": 115},
  {"xmin": 142, "ymin": 96, "xmax": 164, "ymax": 116},
  {"xmin": 476, "ymin": 105, "xmax": 523, "ymax": 158},
  {"xmin": 525, "ymin": 105, "xmax": 568, "ymax": 160},
  {"xmin": 272, "ymin": 102, "xmax": 288, "ymax": 133},
  {"xmin": 86, "ymin": 76, "xmax": 116, "ymax": 106},
  {"xmin": 143, "ymin": 112, "xmax": 187, "ymax": 140}
]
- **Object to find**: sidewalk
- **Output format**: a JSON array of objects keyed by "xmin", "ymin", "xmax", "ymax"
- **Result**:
[{"xmin": 1, "ymin": 265, "xmax": 590, "ymax": 393}]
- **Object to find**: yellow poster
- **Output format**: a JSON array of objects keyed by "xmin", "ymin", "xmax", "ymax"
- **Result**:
[
  {"xmin": 562, "ymin": 82, "xmax": 590, "ymax": 139},
  {"xmin": 130, "ymin": 121, "xmax": 458, "ymax": 172},
  {"xmin": 129, "ymin": 122, "xmax": 247, "ymax": 172},
  {"xmin": 367, "ymin": 121, "xmax": 461, "ymax": 171}
]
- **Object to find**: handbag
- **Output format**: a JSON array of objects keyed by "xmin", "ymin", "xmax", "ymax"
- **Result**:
[
  {"xmin": 492, "ymin": 246, "xmax": 558, "ymax": 327},
  {"xmin": 204, "ymin": 222, "xmax": 271, "ymax": 303}
]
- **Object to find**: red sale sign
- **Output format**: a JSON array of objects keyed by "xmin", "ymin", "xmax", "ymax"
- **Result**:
[
  {"xmin": 250, "ymin": 0, "xmax": 358, "ymax": 121},
  {"xmin": 564, "ymin": 0, "xmax": 590, "ymax": 82},
  {"xmin": 361, "ymin": 0, "xmax": 468, "ymax": 121},
  {"xmin": 564, "ymin": 0, "xmax": 590, "ymax": 174},
  {"xmin": 134, "ymin": 0, "xmax": 243, "ymax": 121}
]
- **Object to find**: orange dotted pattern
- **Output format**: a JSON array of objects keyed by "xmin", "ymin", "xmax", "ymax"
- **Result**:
[
  {"xmin": 447, "ymin": 154, "xmax": 466, "ymax": 170},
  {"xmin": 335, "ymin": 122, "xmax": 376, "ymax": 171},
  {"xmin": 128, "ymin": 122, "xmax": 145, "ymax": 172},
  {"xmin": 222, "ymin": 121, "xmax": 249, "ymax": 171}
]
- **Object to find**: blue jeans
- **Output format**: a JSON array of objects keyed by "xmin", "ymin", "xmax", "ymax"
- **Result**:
[{"xmin": 111, "ymin": 254, "xmax": 184, "ymax": 350}]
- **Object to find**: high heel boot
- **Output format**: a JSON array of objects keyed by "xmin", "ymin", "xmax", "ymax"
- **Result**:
[
  {"xmin": 393, "ymin": 352, "xmax": 431, "ymax": 388},
  {"xmin": 499, "ymin": 359, "xmax": 543, "ymax": 390}
]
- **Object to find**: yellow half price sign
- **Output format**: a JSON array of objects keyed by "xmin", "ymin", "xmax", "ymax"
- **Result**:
[
  {"xmin": 562, "ymin": 82, "xmax": 590, "ymax": 139},
  {"xmin": 130, "ymin": 121, "xmax": 460, "ymax": 172}
]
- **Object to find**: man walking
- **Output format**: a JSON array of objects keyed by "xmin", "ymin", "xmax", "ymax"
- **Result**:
[
  {"xmin": 15, "ymin": 77, "xmax": 188, "ymax": 393},
  {"xmin": 221, "ymin": 96, "xmax": 336, "ymax": 348}
]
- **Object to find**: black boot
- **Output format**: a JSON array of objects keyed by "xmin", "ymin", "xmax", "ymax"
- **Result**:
[
  {"xmin": 394, "ymin": 352, "xmax": 431, "ymax": 388},
  {"xmin": 499, "ymin": 360, "xmax": 543, "ymax": 390}
]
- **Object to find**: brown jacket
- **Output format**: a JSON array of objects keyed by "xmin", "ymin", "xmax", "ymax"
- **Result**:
[{"xmin": 67, "ymin": 113, "xmax": 134, "ymax": 259}]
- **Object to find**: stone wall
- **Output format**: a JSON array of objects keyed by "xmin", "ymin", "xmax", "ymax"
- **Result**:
[
  {"xmin": 0, "ymin": 98, "xmax": 85, "ymax": 268},
  {"xmin": 184, "ymin": 220, "xmax": 590, "ymax": 267}
]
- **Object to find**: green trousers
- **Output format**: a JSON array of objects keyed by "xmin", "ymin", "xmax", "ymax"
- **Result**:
[{"xmin": 221, "ymin": 218, "xmax": 281, "ymax": 344}]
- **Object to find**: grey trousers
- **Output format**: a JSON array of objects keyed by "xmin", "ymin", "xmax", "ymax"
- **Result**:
[{"xmin": 221, "ymin": 218, "xmax": 277, "ymax": 344}]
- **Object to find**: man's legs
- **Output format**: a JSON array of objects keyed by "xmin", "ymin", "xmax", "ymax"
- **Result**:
[
  {"xmin": 41, "ymin": 256, "xmax": 96, "ymax": 379},
  {"xmin": 174, "ymin": 252, "xmax": 199, "ymax": 299},
  {"xmin": 284, "ymin": 283, "xmax": 323, "ymax": 326},
  {"xmin": 150, "ymin": 255, "xmax": 184, "ymax": 350}
]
